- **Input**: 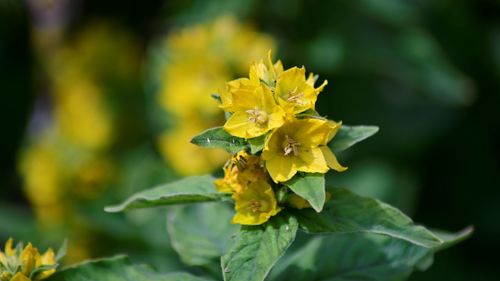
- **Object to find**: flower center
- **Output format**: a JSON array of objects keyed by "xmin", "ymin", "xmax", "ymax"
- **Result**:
[
  {"xmin": 286, "ymin": 87, "xmax": 305, "ymax": 105},
  {"xmin": 246, "ymin": 107, "xmax": 268, "ymax": 126},
  {"xmin": 249, "ymin": 201, "xmax": 261, "ymax": 213},
  {"xmin": 249, "ymin": 200, "xmax": 269, "ymax": 213},
  {"xmin": 282, "ymin": 135, "xmax": 301, "ymax": 156}
]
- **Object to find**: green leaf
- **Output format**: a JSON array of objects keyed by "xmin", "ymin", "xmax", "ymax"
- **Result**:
[
  {"xmin": 221, "ymin": 213, "xmax": 299, "ymax": 281},
  {"xmin": 329, "ymin": 125, "xmax": 379, "ymax": 153},
  {"xmin": 284, "ymin": 173, "xmax": 325, "ymax": 212},
  {"xmin": 167, "ymin": 203, "xmax": 239, "ymax": 266},
  {"xmin": 105, "ymin": 175, "xmax": 228, "ymax": 212},
  {"xmin": 48, "ymin": 256, "xmax": 213, "ymax": 281},
  {"xmin": 55, "ymin": 240, "xmax": 67, "ymax": 261},
  {"xmin": 191, "ymin": 127, "xmax": 248, "ymax": 154},
  {"xmin": 269, "ymin": 227, "xmax": 472, "ymax": 281},
  {"xmin": 248, "ymin": 135, "xmax": 266, "ymax": 154},
  {"xmin": 296, "ymin": 109, "xmax": 320, "ymax": 117},
  {"xmin": 293, "ymin": 187, "xmax": 442, "ymax": 248}
]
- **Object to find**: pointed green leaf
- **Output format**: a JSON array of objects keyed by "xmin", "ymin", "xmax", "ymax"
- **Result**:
[
  {"xmin": 296, "ymin": 108, "xmax": 320, "ymax": 117},
  {"xmin": 48, "ymin": 256, "xmax": 213, "ymax": 281},
  {"xmin": 329, "ymin": 125, "xmax": 379, "ymax": 153},
  {"xmin": 191, "ymin": 127, "xmax": 248, "ymax": 154},
  {"xmin": 248, "ymin": 135, "xmax": 266, "ymax": 154},
  {"xmin": 105, "ymin": 175, "xmax": 228, "ymax": 213},
  {"xmin": 269, "ymin": 227, "xmax": 472, "ymax": 281},
  {"xmin": 55, "ymin": 239, "xmax": 67, "ymax": 261},
  {"xmin": 167, "ymin": 203, "xmax": 239, "ymax": 266},
  {"xmin": 221, "ymin": 213, "xmax": 298, "ymax": 281},
  {"xmin": 284, "ymin": 173, "xmax": 325, "ymax": 212},
  {"xmin": 293, "ymin": 187, "xmax": 442, "ymax": 248}
]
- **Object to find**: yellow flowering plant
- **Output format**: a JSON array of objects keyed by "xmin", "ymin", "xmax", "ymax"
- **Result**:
[
  {"xmin": 196, "ymin": 51, "xmax": 350, "ymax": 222},
  {"xmin": 0, "ymin": 239, "xmax": 65, "ymax": 281},
  {"xmin": 104, "ymin": 51, "xmax": 472, "ymax": 281}
]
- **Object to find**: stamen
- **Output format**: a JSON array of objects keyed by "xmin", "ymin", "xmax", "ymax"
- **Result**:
[
  {"xmin": 250, "ymin": 201, "xmax": 262, "ymax": 213},
  {"xmin": 286, "ymin": 87, "xmax": 305, "ymax": 104},
  {"xmin": 283, "ymin": 135, "xmax": 301, "ymax": 156},
  {"xmin": 246, "ymin": 107, "xmax": 268, "ymax": 125}
]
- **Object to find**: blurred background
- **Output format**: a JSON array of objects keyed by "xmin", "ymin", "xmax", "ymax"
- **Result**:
[{"xmin": 1, "ymin": 0, "xmax": 499, "ymax": 280}]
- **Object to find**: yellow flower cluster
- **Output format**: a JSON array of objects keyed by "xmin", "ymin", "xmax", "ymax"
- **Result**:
[
  {"xmin": 215, "ymin": 51, "xmax": 347, "ymax": 225},
  {"xmin": 0, "ymin": 239, "xmax": 57, "ymax": 281},
  {"xmin": 157, "ymin": 15, "xmax": 275, "ymax": 175},
  {"xmin": 215, "ymin": 151, "xmax": 280, "ymax": 225}
]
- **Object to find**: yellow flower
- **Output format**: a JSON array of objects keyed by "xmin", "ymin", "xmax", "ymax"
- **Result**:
[
  {"xmin": 275, "ymin": 67, "xmax": 327, "ymax": 114},
  {"xmin": 20, "ymin": 243, "xmax": 38, "ymax": 276},
  {"xmin": 223, "ymin": 85, "xmax": 285, "ymax": 138},
  {"xmin": 232, "ymin": 180, "xmax": 281, "ymax": 225},
  {"xmin": 18, "ymin": 138, "xmax": 65, "ymax": 208},
  {"xmin": 0, "ymin": 239, "xmax": 57, "ymax": 281},
  {"xmin": 36, "ymin": 249, "xmax": 56, "ymax": 280},
  {"xmin": 53, "ymin": 75, "xmax": 113, "ymax": 150},
  {"xmin": 262, "ymin": 118, "xmax": 347, "ymax": 182},
  {"xmin": 4, "ymin": 238, "xmax": 14, "ymax": 257},
  {"xmin": 249, "ymin": 50, "xmax": 284, "ymax": 86},
  {"xmin": 159, "ymin": 56, "xmax": 229, "ymax": 118},
  {"xmin": 158, "ymin": 124, "xmax": 229, "ymax": 175},
  {"xmin": 214, "ymin": 151, "xmax": 267, "ymax": 193}
]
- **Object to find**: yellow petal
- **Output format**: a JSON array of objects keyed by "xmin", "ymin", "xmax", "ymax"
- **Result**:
[
  {"xmin": 37, "ymin": 249, "xmax": 56, "ymax": 280},
  {"xmin": 0, "ymin": 252, "xmax": 6, "ymax": 265},
  {"xmin": 232, "ymin": 180, "xmax": 280, "ymax": 225},
  {"xmin": 214, "ymin": 178, "xmax": 232, "ymax": 193},
  {"xmin": 21, "ymin": 243, "xmax": 40, "ymax": 276},
  {"xmin": 4, "ymin": 238, "xmax": 14, "ymax": 256},
  {"xmin": 223, "ymin": 79, "xmax": 261, "ymax": 112},
  {"xmin": 264, "ymin": 154, "xmax": 297, "ymax": 182},
  {"xmin": 224, "ymin": 111, "xmax": 268, "ymax": 138},
  {"xmin": 10, "ymin": 273, "xmax": 30, "ymax": 281},
  {"xmin": 293, "ymin": 147, "xmax": 329, "ymax": 174},
  {"xmin": 36, "ymin": 249, "xmax": 57, "ymax": 280},
  {"xmin": 320, "ymin": 146, "xmax": 347, "ymax": 172},
  {"xmin": 40, "ymin": 248, "xmax": 55, "ymax": 266},
  {"xmin": 267, "ymin": 107, "xmax": 286, "ymax": 130},
  {"xmin": 293, "ymin": 119, "xmax": 341, "ymax": 147}
]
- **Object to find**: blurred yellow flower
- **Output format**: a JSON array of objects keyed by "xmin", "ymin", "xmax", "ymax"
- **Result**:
[
  {"xmin": 159, "ymin": 57, "xmax": 228, "ymax": 119},
  {"xmin": 52, "ymin": 75, "xmax": 113, "ymax": 150},
  {"xmin": 19, "ymin": 137, "xmax": 66, "ymax": 208},
  {"xmin": 232, "ymin": 181, "xmax": 281, "ymax": 225},
  {"xmin": 158, "ymin": 125, "xmax": 229, "ymax": 175},
  {"xmin": 262, "ymin": 118, "xmax": 347, "ymax": 182},
  {"xmin": 214, "ymin": 151, "xmax": 267, "ymax": 193},
  {"xmin": 0, "ymin": 239, "xmax": 57, "ymax": 281},
  {"xmin": 19, "ymin": 21, "xmax": 141, "ymax": 263}
]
